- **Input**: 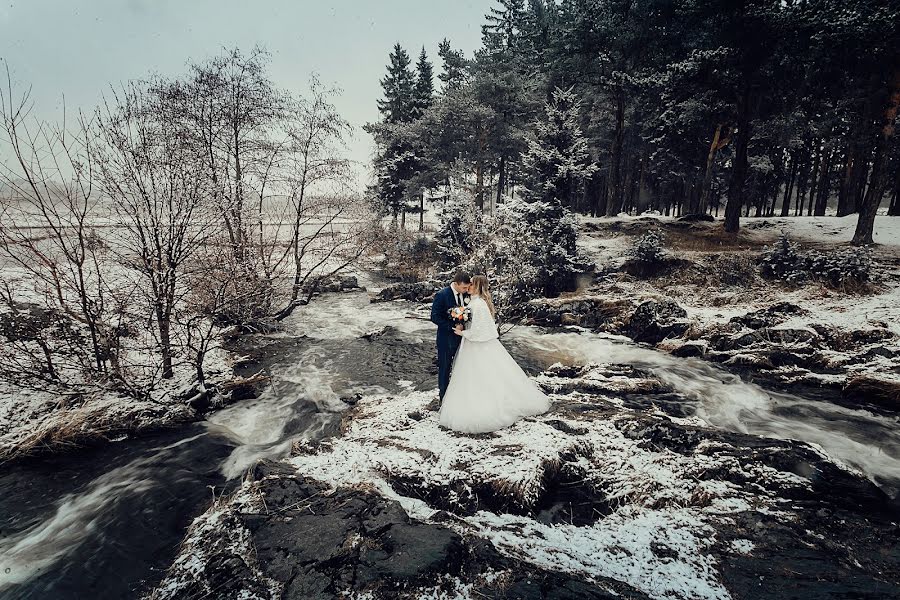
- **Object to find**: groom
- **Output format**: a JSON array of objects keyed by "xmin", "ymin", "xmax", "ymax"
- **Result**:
[{"xmin": 431, "ymin": 271, "xmax": 471, "ymax": 403}]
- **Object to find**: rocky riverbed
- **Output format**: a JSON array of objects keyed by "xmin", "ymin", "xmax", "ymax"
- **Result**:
[
  {"xmin": 145, "ymin": 215, "xmax": 900, "ymax": 600},
  {"xmin": 148, "ymin": 360, "xmax": 900, "ymax": 600}
]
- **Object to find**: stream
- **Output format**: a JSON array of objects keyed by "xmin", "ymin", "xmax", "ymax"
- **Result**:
[{"xmin": 1, "ymin": 282, "xmax": 899, "ymax": 599}]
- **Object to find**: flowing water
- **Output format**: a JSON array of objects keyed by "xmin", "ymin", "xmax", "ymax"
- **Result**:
[{"xmin": 2, "ymin": 283, "xmax": 899, "ymax": 598}]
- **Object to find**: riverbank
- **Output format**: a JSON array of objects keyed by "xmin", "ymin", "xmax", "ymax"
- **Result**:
[{"xmin": 0, "ymin": 339, "xmax": 264, "ymax": 464}]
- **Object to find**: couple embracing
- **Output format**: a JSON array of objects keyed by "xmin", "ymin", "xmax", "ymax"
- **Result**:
[{"xmin": 430, "ymin": 272, "xmax": 550, "ymax": 434}]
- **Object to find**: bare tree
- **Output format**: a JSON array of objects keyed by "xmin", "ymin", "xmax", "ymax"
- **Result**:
[
  {"xmin": 94, "ymin": 82, "xmax": 219, "ymax": 379},
  {"xmin": 0, "ymin": 68, "xmax": 120, "ymax": 383},
  {"xmin": 153, "ymin": 46, "xmax": 287, "ymax": 263}
]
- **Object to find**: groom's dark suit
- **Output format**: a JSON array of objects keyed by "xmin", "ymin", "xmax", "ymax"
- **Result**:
[{"xmin": 431, "ymin": 285, "xmax": 468, "ymax": 401}]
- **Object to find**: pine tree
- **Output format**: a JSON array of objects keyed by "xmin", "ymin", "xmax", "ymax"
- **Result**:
[
  {"xmin": 437, "ymin": 38, "xmax": 468, "ymax": 93},
  {"xmin": 506, "ymin": 86, "xmax": 594, "ymax": 296},
  {"xmin": 412, "ymin": 47, "xmax": 434, "ymax": 119},
  {"xmin": 521, "ymin": 86, "xmax": 596, "ymax": 207},
  {"xmin": 481, "ymin": 0, "xmax": 526, "ymax": 57},
  {"xmin": 377, "ymin": 43, "xmax": 416, "ymax": 123},
  {"xmin": 368, "ymin": 44, "xmax": 419, "ymax": 222}
]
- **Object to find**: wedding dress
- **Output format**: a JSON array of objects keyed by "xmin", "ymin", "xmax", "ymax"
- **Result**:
[{"xmin": 438, "ymin": 296, "xmax": 551, "ymax": 433}]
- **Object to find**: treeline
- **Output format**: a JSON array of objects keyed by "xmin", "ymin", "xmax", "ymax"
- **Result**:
[{"xmin": 367, "ymin": 0, "xmax": 900, "ymax": 245}]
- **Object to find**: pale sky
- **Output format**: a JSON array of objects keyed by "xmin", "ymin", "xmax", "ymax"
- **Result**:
[{"xmin": 0, "ymin": 0, "xmax": 487, "ymax": 189}]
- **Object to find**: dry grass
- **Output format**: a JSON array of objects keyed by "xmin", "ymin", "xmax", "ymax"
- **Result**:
[
  {"xmin": 665, "ymin": 224, "xmax": 763, "ymax": 252},
  {"xmin": 0, "ymin": 403, "xmax": 127, "ymax": 463}
]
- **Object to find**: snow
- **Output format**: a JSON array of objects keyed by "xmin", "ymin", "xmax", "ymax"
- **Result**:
[
  {"xmin": 748, "ymin": 214, "xmax": 900, "ymax": 247},
  {"xmin": 287, "ymin": 388, "xmax": 819, "ymax": 600}
]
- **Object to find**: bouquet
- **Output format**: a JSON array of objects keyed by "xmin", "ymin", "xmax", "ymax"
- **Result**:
[{"xmin": 448, "ymin": 305, "xmax": 472, "ymax": 328}]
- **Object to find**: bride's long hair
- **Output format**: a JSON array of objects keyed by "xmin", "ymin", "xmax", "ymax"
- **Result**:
[{"xmin": 471, "ymin": 275, "xmax": 496, "ymax": 318}]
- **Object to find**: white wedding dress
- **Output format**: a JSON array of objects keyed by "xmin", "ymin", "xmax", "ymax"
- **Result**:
[{"xmin": 439, "ymin": 296, "xmax": 551, "ymax": 433}]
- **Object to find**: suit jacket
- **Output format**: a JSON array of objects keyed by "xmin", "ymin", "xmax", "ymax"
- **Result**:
[{"xmin": 430, "ymin": 286, "xmax": 468, "ymax": 349}]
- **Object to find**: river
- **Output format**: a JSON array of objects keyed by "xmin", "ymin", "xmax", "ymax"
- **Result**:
[{"xmin": 1, "ymin": 282, "xmax": 898, "ymax": 599}]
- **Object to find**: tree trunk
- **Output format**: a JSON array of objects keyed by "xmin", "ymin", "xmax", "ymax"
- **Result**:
[
  {"xmin": 419, "ymin": 193, "xmax": 425, "ymax": 231},
  {"xmin": 699, "ymin": 123, "xmax": 724, "ymax": 214},
  {"xmin": 475, "ymin": 126, "xmax": 486, "ymax": 211},
  {"xmin": 724, "ymin": 87, "xmax": 752, "ymax": 233},
  {"xmin": 841, "ymin": 137, "xmax": 873, "ymax": 216},
  {"xmin": 888, "ymin": 167, "xmax": 900, "ymax": 216},
  {"xmin": 780, "ymin": 153, "xmax": 797, "ymax": 216},
  {"xmin": 475, "ymin": 162, "xmax": 484, "ymax": 212},
  {"xmin": 806, "ymin": 144, "xmax": 821, "ymax": 217},
  {"xmin": 156, "ymin": 300, "xmax": 173, "ymax": 379},
  {"xmin": 837, "ymin": 141, "xmax": 856, "ymax": 216},
  {"xmin": 814, "ymin": 149, "xmax": 834, "ymax": 216},
  {"xmin": 496, "ymin": 154, "xmax": 506, "ymax": 207},
  {"xmin": 853, "ymin": 67, "xmax": 900, "ymax": 245},
  {"xmin": 605, "ymin": 89, "xmax": 626, "ymax": 216}
]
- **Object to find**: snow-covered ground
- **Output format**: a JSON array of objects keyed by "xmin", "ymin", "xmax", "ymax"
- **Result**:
[
  {"xmin": 286, "ymin": 389, "xmax": 769, "ymax": 600},
  {"xmin": 574, "ymin": 214, "xmax": 900, "ymax": 380}
]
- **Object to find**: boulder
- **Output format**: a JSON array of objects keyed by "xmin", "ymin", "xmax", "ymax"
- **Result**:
[
  {"xmin": 370, "ymin": 281, "xmax": 440, "ymax": 303},
  {"xmin": 625, "ymin": 299, "xmax": 690, "ymax": 344},
  {"xmin": 672, "ymin": 341, "xmax": 708, "ymax": 358},
  {"xmin": 730, "ymin": 302, "xmax": 804, "ymax": 329},
  {"xmin": 843, "ymin": 375, "xmax": 900, "ymax": 411}
]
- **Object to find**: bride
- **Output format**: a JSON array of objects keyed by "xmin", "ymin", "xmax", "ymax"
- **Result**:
[{"xmin": 439, "ymin": 275, "xmax": 551, "ymax": 433}]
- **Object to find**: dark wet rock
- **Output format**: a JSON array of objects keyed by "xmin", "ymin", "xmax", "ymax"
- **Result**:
[
  {"xmin": 520, "ymin": 296, "xmax": 633, "ymax": 329},
  {"xmin": 370, "ymin": 281, "xmax": 440, "ymax": 303},
  {"xmin": 560, "ymin": 311, "xmax": 580, "ymax": 326},
  {"xmin": 624, "ymin": 299, "xmax": 690, "ymax": 344},
  {"xmin": 340, "ymin": 393, "xmax": 362, "ymax": 406},
  {"xmin": 302, "ymin": 274, "xmax": 365, "ymax": 295},
  {"xmin": 712, "ymin": 327, "xmax": 820, "ymax": 352},
  {"xmin": 671, "ymin": 340, "xmax": 708, "ymax": 357},
  {"xmin": 843, "ymin": 375, "xmax": 900, "ymax": 411},
  {"xmin": 539, "ymin": 363, "xmax": 671, "ymax": 396},
  {"xmin": 724, "ymin": 353, "xmax": 776, "ymax": 369},
  {"xmin": 730, "ymin": 302, "xmax": 804, "ymax": 329},
  {"xmin": 154, "ymin": 462, "xmax": 640, "ymax": 600}
]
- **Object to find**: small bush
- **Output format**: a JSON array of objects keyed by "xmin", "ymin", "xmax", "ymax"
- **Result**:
[
  {"xmin": 627, "ymin": 230, "xmax": 668, "ymax": 265},
  {"xmin": 760, "ymin": 234, "xmax": 872, "ymax": 288},
  {"xmin": 759, "ymin": 235, "xmax": 806, "ymax": 284}
]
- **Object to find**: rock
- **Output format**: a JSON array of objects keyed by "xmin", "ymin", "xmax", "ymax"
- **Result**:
[
  {"xmin": 843, "ymin": 375, "xmax": 900, "ymax": 411},
  {"xmin": 538, "ymin": 363, "xmax": 669, "ymax": 396},
  {"xmin": 672, "ymin": 341, "xmax": 708, "ymax": 358},
  {"xmin": 560, "ymin": 312, "xmax": 580, "ymax": 326},
  {"xmin": 522, "ymin": 296, "xmax": 633, "ymax": 329},
  {"xmin": 340, "ymin": 393, "xmax": 362, "ymax": 406},
  {"xmin": 724, "ymin": 353, "xmax": 775, "ymax": 370},
  {"xmin": 301, "ymin": 274, "xmax": 365, "ymax": 295},
  {"xmin": 371, "ymin": 281, "xmax": 440, "ymax": 303},
  {"xmin": 625, "ymin": 299, "xmax": 690, "ymax": 344},
  {"xmin": 719, "ymin": 327, "xmax": 820, "ymax": 352},
  {"xmin": 338, "ymin": 275, "xmax": 359, "ymax": 289},
  {"xmin": 730, "ymin": 302, "xmax": 804, "ymax": 329},
  {"xmin": 153, "ymin": 464, "xmax": 632, "ymax": 599}
]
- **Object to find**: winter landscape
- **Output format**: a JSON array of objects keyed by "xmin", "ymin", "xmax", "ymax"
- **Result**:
[{"xmin": 1, "ymin": 1, "xmax": 899, "ymax": 599}]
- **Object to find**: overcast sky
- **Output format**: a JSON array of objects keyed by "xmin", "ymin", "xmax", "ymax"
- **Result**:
[{"xmin": 0, "ymin": 0, "xmax": 487, "ymax": 189}]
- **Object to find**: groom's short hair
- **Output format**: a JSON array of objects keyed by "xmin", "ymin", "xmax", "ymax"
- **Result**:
[{"xmin": 452, "ymin": 271, "xmax": 472, "ymax": 284}]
